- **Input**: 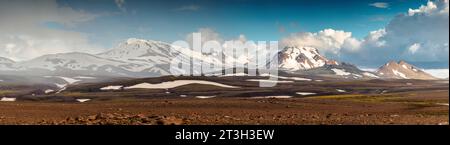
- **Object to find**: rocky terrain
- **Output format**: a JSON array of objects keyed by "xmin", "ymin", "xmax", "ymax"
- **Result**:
[{"xmin": 0, "ymin": 75, "xmax": 448, "ymax": 125}]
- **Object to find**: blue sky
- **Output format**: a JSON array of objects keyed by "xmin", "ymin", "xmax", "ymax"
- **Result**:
[{"xmin": 56, "ymin": 0, "xmax": 427, "ymax": 48}]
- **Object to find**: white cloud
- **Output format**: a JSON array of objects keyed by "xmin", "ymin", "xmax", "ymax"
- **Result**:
[
  {"xmin": 185, "ymin": 28, "xmax": 223, "ymax": 46},
  {"xmin": 369, "ymin": 2, "xmax": 390, "ymax": 9},
  {"xmin": 175, "ymin": 5, "xmax": 201, "ymax": 11},
  {"xmin": 0, "ymin": 0, "xmax": 104, "ymax": 61},
  {"xmin": 280, "ymin": 0, "xmax": 448, "ymax": 69},
  {"xmin": 338, "ymin": 0, "xmax": 448, "ymax": 68},
  {"xmin": 115, "ymin": 0, "xmax": 126, "ymax": 12},
  {"xmin": 408, "ymin": 43, "xmax": 421, "ymax": 54},
  {"xmin": 408, "ymin": 1, "xmax": 438, "ymax": 16},
  {"xmin": 280, "ymin": 29, "xmax": 355, "ymax": 55}
]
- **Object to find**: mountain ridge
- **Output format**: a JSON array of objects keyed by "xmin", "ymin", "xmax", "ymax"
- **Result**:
[{"xmin": 0, "ymin": 38, "xmax": 444, "ymax": 80}]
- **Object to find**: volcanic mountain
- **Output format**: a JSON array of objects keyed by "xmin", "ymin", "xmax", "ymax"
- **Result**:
[
  {"xmin": 276, "ymin": 46, "xmax": 338, "ymax": 71},
  {"xmin": 274, "ymin": 46, "xmax": 378, "ymax": 79},
  {"xmin": 375, "ymin": 60, "xmax": 437, "ymax": 80}
]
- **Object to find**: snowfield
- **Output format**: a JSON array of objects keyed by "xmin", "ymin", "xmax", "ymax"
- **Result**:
[
  {"xmin": 0, "ymin": 97, "xmax": 16, "ymax": 102},
  {"xmin": 195, "ymin": 96, "xmax": 216, "ymax": 99},
  {"xmin": 76, "ymin": 99, "xmax": 91, "ymax": 103},
  {"xmin": 124, "ymin": 80, "xmax": 239, "ymax": 89},
  {"xmin": 296, "ymin": 92, "xmax": 317, "ymax": 95},
  {"xmin": 100, "ymin": 85, "xmax": 123, "ymax": 90},
  {"xmin": 246, "ymin": 79, "xmax": 294, "ymax": 83},
  {"xmin": 45, "ymin": 89, "xmax": 54, "ymax": 94},
  {"xmin": 336, "ymin": 89, "xmax": 346, "ymax": 92},
  {"xmin": 252, "ymin": 96, "xmax": 293, "ymax": 99},
  {"xmin": 331, "ymin": 68, "xmax": 351, "ymax": 76},
  {"xmin": 363, "ymin": 72, "xmax": 379, "ymax": 78}
]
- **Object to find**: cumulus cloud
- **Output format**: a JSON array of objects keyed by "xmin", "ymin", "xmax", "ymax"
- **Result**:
[
  {"xmin": 185, "ymin": 28, "xmax": 223, "ymax": 46},
  {"xmin": 281, "ymin": 0, "xmax": 448, "ymax": 68},
  {"xmin": 371, "ymin": 0, "xmax": 448, "ymax": 64},
  {"xmin": 369, "ymin": 2, "xmax": 390, "ymax": 9},
  {"xmin": 280, "ymin": 29, "xmax": 356, "ymax": 55},
  {"xmin": 0, "ymin": 0, "xmax": 104, "ymax": 61},
  {"xmin": 408, "ymin": 43, "xmax": 421, "ymax": 54}
]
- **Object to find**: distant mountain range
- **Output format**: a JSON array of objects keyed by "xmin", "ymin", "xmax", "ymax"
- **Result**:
[{"xmin": 0, "ymin": 38, "xmax": 440, "ymax": 81}]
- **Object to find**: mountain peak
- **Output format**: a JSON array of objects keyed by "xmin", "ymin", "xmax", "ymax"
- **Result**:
[
  {"xmin": 277, "ymin": 46, "xmax": 338, "ymax": 71},
  {"xmin": 126, "ymin": 38, "xmax": 146, "ymax": 44},
  {"xmin": 376, "ymin": 60, "xmax": 437, "ymax": 80}
]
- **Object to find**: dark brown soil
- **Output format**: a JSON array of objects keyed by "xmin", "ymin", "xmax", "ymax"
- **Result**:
[{"xmin": 0, "ymin": 90, "xmax": 447, "ymax": 125}]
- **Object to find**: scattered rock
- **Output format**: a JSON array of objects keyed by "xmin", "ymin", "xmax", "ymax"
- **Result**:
[
  {"xmin": 390, "ymin": 114, "xmax": 400, "ymax": 118},
  {"xmin": 156, "ymin": 116, "xmax": 184, "ymax": 125}
]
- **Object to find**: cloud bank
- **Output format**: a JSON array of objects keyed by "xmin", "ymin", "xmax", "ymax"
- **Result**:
[
  {"xmin": 282, "ymin": 0, "xmax": 449, "ymax": 68},
  {"xmin": 0, "ymin": 0, "xmax": 105, "ymax": 61}
]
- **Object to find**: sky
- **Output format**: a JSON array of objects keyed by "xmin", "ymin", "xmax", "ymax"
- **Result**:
[{"xmin": 0, "ymin": 0, "xmax": 448, "ymax": 73}]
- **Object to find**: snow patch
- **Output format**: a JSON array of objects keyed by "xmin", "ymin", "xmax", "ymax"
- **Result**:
[
  {"xmin": 195, "ymin": 96, "xmax": 216, "ymax": 99},
  {"xmin": 363, "ymin": 72, "xmax": 379, "ymax": 78},
  {"xmin": 55, "ymin": 83, "xmax": 67, "ymax": 88},
  {"xmin": 252, "ymin": 96, "xmax": 293, "ymax": 99},
  {"xmin": 402, "ymin": 65, "xmax": 408, "ymax": 69},
  {"xmin": 74, "ymin": 76, "xmax": 96, "ymax": 79},
  {"xmin": 46, "ymin": 76, "xmax": 80, "ymax": 84},
  {"xmin": 44, "ymin": 89, "xmax": 54, "ymax": 94},
  {"xmin": 58, "ymin": 76, "xmax": 81, "ymax": 84},
  {"xmin": 296, "ymin": 92, "xmax": 316, "ymax": 96},
  {"xmin": 100, "ymin": 85, "xmax": 123, "ymax": 90},
  {"xmin": 246, "ymin": 79, "xmax": 294, "ymax": 83},
  {"xmin": 392, "ymin": 69, "xmax": 408, "ymax": 79},
  {"xmin": 220, "ymin": 73, "xmax": 248, "ymax": 77},
  {"xmin": 436, "ymin": 103, "xmax": 449, "ymax": 106},
  {"xmin": 0, "ymin": 97, "xmax": 16, "ymax": 102},
  {"xmin": 331, "ymin": 68, "xmax": 351, "ymax": 76},
  {"xmin": 76, "ymin": 99, "xmax": 91, "ymax": 103},
  {"xmin": 125, "ymin": 80, "xmax": 239, "ymax": 89},
  {"xmin": 336, "ymin": 89, "xmax": 346, "ymax": 92}
]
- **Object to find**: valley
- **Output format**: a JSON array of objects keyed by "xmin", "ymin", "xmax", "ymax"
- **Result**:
[{"xmin": 0, "ymin": 75, "xmax": 448, "ymax": 125}]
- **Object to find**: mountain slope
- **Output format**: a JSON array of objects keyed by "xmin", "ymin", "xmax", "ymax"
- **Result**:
[
  {"xmin": 375, "ymin": 60, "xmax": 437, "ymax": 80},
  {"xmin": 15, "ymin": 52, "xmax": 151, "ymax": 77},
  {"xmin": 0, "ymin": 57, "xmax": 15, "ymax": 71}
]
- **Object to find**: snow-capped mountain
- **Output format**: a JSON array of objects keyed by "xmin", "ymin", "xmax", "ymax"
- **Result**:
[
  {"xmin": 0, "ymin": 38, "xmax": 241, "ymax": 78},
  {"xmin": 2, "ymin": 39, "xmax": 438, "ymax": 81},
  {"xmin": 376, "ymin": 60, "xmax": 437, "ymax": 80},
  {"xmin": 8, "ymin": 52, "xmax": 156, "ymax": 77},
  {"xmin": 274, "ymin": 46, "xmax": 378, "ymax": 79},
  {"xmin": 276, "ymin": 46, "xmax": 338, "ymax": 71},
  {"xmin": 97, "ymin": 38, "xmax": 182, "ymax": 75},
  {"xmin": 98, "ymin": 38, "xmax": 232, "ymax": 75}
]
